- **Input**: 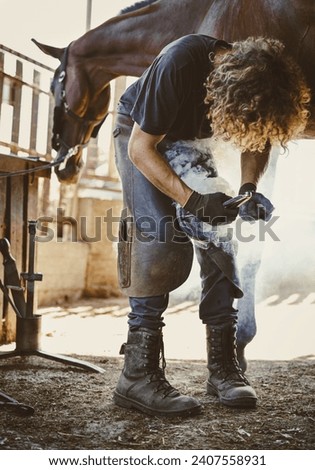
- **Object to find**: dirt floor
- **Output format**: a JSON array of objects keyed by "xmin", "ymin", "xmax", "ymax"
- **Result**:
[
  {"xmin": 0, "ymin": 352, "xmax": 314, "ymax": 450},
  {"xmin": 0, "ymin": 293, "xmax": 314, "ymax": 451}
]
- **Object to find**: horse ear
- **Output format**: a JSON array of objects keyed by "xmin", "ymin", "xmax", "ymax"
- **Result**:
[{"xmin": 31, "ymin": 38, "xmax": 65, "ymax": 60}]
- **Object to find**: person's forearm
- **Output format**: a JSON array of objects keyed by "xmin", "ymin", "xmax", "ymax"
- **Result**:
[
  {"xmin": 128, "ymin": 124, "xmax": 193, "ymax": 206},
  {"xmin": 240, "ymin": 143, "xmax": 271, "ymax": 188},
  {"xmin": 131, "ymin": 146, "xmax": 193, "ymax": 206}
]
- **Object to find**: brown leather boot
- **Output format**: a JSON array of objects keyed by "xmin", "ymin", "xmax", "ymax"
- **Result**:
[
  {"xmin": 206, "ymin": 323, "xmax": 257, "ymax": 408},
  {"xmin": 114, "ymin": 327, "xmax": 201, "ymax": 417}
]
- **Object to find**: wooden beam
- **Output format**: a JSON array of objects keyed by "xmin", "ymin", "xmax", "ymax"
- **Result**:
[
  {"xmin": 0, "ymin": 176, "xmax": 7, "ymax": 341},
  {"xmin": 0, "ymin": 153, "xmax": 51, "ymax": 178}
]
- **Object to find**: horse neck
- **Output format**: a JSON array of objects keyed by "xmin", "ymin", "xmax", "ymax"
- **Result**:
[{"xmin": 70, "ymin": 0, "xmax": 213, "ymax": 80}]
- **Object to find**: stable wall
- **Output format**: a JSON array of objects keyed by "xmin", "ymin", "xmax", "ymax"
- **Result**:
[
  {"xmin": 37, "ymin": 241, "xmax": 89, "ymax": 306},
  {"xmin": 78, "ymin": 190, "xmax": 123, "ymax": 298},
  {"xmin": 37, "ymin": 191, "xmax": 123, "ymax": 306}
]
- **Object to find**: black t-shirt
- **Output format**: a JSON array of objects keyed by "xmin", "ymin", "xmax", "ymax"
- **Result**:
[{"xmin": 118, "ymin": 34, "xmax": 231, "ymax": 140}]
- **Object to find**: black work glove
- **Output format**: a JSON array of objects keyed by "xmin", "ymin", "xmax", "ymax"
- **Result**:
[
  {"xmin": 184, "ymin": 191, "xmax": 239, "ymax": 225},
  {"xmin": 238, "ymin": 183, "xmax": 274, "ymax": 222}
]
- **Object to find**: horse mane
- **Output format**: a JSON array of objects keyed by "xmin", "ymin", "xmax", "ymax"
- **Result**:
[{"xmin": 119, "ymin": 0, "xmax": 158, "ymax": 15}]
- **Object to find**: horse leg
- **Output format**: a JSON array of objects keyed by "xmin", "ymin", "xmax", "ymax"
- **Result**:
[
  {"xmin": 236, "ymin": 258, "xmax": 261, "ymax": 372},
  {"xmin": 236, "ymin": 146, "xmax": 280, "ymax": 371}
]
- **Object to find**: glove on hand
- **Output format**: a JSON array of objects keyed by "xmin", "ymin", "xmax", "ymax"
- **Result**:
[
  {"xmin": 184, "ymin": 191, "xmax": 239, "ymax": 225},
  {"xmin": 238, "ymin": 183, "xmax": 274, "ymax": 222}
]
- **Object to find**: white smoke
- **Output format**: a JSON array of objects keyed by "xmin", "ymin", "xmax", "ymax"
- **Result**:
[{"xmin": 168, "ymin": 138, "xmax": 315, "ymax": 305}]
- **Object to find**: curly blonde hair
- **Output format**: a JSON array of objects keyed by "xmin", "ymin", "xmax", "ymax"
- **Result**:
[{"xmin": 205, "ymin": 37, "xmax": 311, "ymax": 152}]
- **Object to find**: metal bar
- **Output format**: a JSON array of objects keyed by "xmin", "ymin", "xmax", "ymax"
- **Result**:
[
  {"xmin": 0, "ymin": 141, "xmax": 51, "ymax": 160},
  {"xmin": 0, "ymin": 388, "xmax": 34, "ymax": 416},
  {"xmin": 10, "ymin": 61, "xmax": 23, "ymax": 154},
  {"xmin": 0, "ymin": 53, "xmax": 4, "ymax": 110},
  {"xmin": 24, "ymin": 221, "xmax": 40, "ymax": 318},
  {"xmin": 0, "ymin": 70, "xmax": 50, "ymax": 96},
  {"xmin": 46, "ymin": 94, "xmax": 54, "ymax": 156},
  {"xmin": 86, "ymin": 0, "xmax": 93, "ymax": 31},
  {"xmin": 30, "ymin": 70, "xmax": 40, "ymax": 150},
  {"xmin": 0, "ymin": 44, "xmax": 54, "ymax": 72}
]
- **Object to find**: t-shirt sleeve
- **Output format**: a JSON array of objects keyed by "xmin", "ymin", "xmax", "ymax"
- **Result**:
[{"xmin": 130, "ymin": 54, "xmax": 190, "ymax": 136}]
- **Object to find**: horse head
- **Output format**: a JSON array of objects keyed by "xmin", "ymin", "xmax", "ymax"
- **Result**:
[{"xmin": 32, "ymin": 39, "xmax": 110, "ymax": 184}]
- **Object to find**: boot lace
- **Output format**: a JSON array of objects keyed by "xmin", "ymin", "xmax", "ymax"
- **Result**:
[
  {"xmin": 210, "ymin": 334, "xmax": 250, "ymax": 386},
  {"xmin": 223, "ymin": 360, "xmax": 250, "ymax": 386},
  {"xmin": 145, "ymin": 335, "xmax": 179, "ymax": 398}
]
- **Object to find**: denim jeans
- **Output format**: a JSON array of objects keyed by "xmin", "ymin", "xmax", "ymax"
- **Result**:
[{"xmin": 114, "ymin": 111, "xmax": 241, "ymax": 330}]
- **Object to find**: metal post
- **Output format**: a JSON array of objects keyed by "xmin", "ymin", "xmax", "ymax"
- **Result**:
[
  {"xmin": 0, "ymin": 220, "xmax": 105, "ymax": 374},
  {"xmin": 86, "ymin": 0, "xmax": 92, "ymax": 31},
  {"xmin": 22, "ymin": 220, "xmax": 43, "ymax": 318}
]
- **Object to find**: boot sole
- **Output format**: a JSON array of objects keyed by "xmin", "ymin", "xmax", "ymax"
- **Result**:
[
  {"xmin": 113, "ymin": 391, "xmax": 202, "ymax": 418},
  {"xmin": 206, "ymin": 382, "xmax": 257, "ymax": 409}
]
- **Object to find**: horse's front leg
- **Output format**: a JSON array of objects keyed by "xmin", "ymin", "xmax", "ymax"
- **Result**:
[
  {"xmin": 236, "ymin": 257, "xmax": 261, "ymax": 372},
  {"xmin": 235, "ymin": 146, "xmax": 280, "ymax": 370}
]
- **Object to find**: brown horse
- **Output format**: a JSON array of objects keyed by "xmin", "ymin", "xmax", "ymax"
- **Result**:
[
  {"xmin": 33, "ymin": 0, "xmax": 315, "ymax": 184},
  {"xmin": 33, "ymin": 0, "xmax": 315, "ymax": 367}
]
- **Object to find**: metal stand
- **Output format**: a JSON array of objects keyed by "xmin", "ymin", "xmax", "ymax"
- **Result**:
[
  {"xmin": 0, "ymin": 388, "xmax": 34, "ymax": 416},
  {"xmin": 0, "ymin": 220, "xmax": 104, "ymax": 374}
]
